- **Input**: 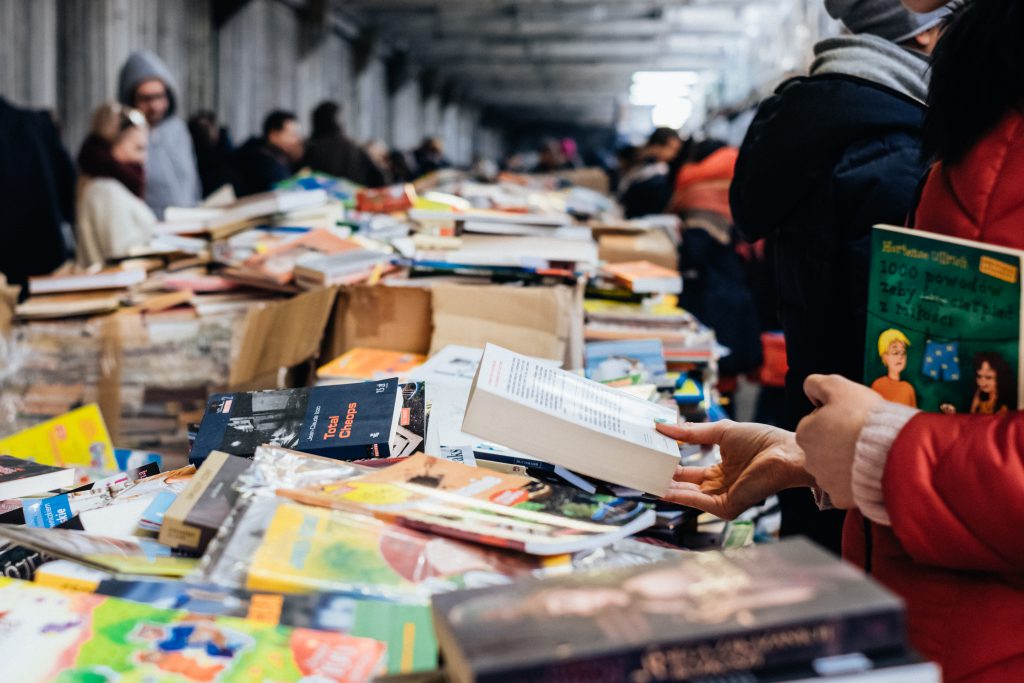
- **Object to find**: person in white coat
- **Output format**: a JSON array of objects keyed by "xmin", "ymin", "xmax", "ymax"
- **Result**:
[{"xmin": 75, "ymin": 103, "xmax": 157, "ymax": 270}]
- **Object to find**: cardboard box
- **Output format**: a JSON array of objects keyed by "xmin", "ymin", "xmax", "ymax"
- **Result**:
[
  {"xmin": 321, "ymin": 284, "xmax": 433, "ymax": 362},
  {"xmin": 430, "ymin": 282, "xmax": 584, "ymax": 369},
  {"xmin": 598, "ymin": 230, "xmax": 678, "ymax": 271},
  {"xmin": 229, "ymin": 286, "xmax": 339, "ymax": 387},
  {"xmin": 323, "ymin": 280, "xmax": 585, "ymax": 370}
]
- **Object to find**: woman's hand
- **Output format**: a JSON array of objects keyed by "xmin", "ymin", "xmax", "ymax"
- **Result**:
[
  {"xmin": 796, "ymin": 375, "xmax": 884, "ymax": 508},
  {"xmin": 656, "ymin": 420, "xmax": 814, "ymax": 519}
]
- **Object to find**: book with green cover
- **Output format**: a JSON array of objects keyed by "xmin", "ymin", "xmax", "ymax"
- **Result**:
[
  {"xmin": 864, "ymin": 225, "xmax": 1024, "ymax": 413},
  {"xmin": 0, "ymin": 577, "xmax": 386, "ymax": 682},
  {"xmin": 91, "ymin": 579, "xmax": 438, "ymax": 675}
]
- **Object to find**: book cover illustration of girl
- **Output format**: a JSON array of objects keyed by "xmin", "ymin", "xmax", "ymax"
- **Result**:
[{"xmin": 941, "ymin": 351, "xmax": 1016, "ymax": 414}]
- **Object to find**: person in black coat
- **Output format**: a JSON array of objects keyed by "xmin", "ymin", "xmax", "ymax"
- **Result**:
[
  {"xmin": 729, "ymin": 0, "xmax": 949, "ymax": 554},
  {"xmin": 303, "ymin": 101, "xmax": 385, "ymax": 188},
  {"xmin": 233, "ymin": 110, "xmax": 304, "ymax": 197},
  {"xmin": 0, "ymin": 98, "xmax": 74, "ymax": 288},
  {"xmin": 188, "ymin": 110, "xmax": 238, "ymax": 198}
]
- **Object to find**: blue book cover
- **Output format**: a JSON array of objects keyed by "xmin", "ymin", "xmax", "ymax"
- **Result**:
[
  {"xmin": 585, "ymin": 339, "xmax": 667, "ymax": 382},
  {"xmin": 189, "ymin": 379, "xmax": 402, "ymax": 466}
]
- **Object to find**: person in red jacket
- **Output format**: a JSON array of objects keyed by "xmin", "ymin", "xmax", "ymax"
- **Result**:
[{"xmin": 657, "ymin": 2, "xmax": 1024, "ymax": 681}]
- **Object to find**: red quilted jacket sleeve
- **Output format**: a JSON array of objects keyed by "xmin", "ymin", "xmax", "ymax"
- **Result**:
[{"xmin": 883, "ymin": 412, "xmax": 1024, "ymax": 573}]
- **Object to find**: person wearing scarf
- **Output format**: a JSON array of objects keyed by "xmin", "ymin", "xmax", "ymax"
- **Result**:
[{"xmin": 75, "ymin": 103, "xmax": 156, "ymax": 269}]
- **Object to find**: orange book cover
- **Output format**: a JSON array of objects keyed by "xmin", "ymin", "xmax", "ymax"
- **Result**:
[
  {"xmin": 356, "ymin": 184, "xmax": 417, "ymax": 213},
  {"xmin": 318, "ymin": 348, "xmax": 426, "ymax": 380},
  {"xmin": 603, "ymin": 260, "xmax": 679, "ymax": 282},
  {"xmin": 243, "ymin": 229, "xmax": 361, "ymax": 285}
]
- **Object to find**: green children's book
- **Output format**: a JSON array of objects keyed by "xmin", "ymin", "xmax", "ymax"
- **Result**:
[
  {"xmin": 864, "ymin": 225, "xmax": 1024, "ymax": 413},
  {"xmin": 0, "ymin": 577, "xmax": 386, "ymax": 682}
]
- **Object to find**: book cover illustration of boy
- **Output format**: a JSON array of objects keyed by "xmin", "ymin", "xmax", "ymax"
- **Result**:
[
  {"xmin": 130, "ymin": 619, "xmax": 253, "ymax": 682},
  {"xmin": 869, "ymin": 329, "xmax": 917, "ymax": 407}
]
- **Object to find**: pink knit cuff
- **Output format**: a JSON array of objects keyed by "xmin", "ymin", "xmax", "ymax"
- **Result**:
[{"xmin": 853, "ymin": 403, "xmax": 919, "ymax": 526}]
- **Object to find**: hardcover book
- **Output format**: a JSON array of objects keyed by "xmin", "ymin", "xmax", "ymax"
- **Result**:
[
  {"xmin": 190, "ymin": 380, "xmax": 403, "ymax": 465},
  {"xmin": 278, "ymin": 453, "xmax": 655, "ymax": 556},
  {"xmin": 431, "ymin": 539, "xmax": 905, "ymax": 683},
  {"xmin": 864, "ymin": 225, "xmax": 1024, "ymax": 412},
  {"xmin": 0, "ymin": 577, "xmax": 385, "ymax": 683}
]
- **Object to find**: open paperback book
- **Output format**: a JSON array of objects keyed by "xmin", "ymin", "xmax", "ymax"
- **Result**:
[
  {"xmin": 277, "ymin": 453, "xmax": 655, "ymax": 556},
  {"xmin": 462, "ymin": 344, "xmax": 680, "ymax": 496}
]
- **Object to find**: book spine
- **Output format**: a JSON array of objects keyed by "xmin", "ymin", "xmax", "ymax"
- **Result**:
[{"xmin": 476, "ymin": 610, "xmax": 905, "ymax": 683}]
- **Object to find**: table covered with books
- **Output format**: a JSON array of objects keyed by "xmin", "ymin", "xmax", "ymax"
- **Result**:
[{"xmin": 0, "ymin": 172, "xmax": 934, "ymax": 682}]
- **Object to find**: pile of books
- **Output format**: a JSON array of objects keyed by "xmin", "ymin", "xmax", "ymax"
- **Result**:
[
  {"xmin": 0, "ymin": 172, "xmax": 935, "ymax": 680},
  {"xmin": 0, "ymin": 373, "xmax": 932, "ymax": 682}
]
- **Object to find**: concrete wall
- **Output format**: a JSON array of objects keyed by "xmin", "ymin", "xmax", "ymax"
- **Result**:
[{"xmin": 0, "ymin": 0, "xmax": 502, "ymax": 166}]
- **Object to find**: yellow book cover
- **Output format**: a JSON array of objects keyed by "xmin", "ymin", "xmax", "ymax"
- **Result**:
[
  {"xmin": 317, "ymin": 348, "xmax": 426, "ymax": 380},
  {"xmin": 245, "ymin": 502, "xmax": 539, "ymax": 598},
  {"xmin": 0, "ymin": 404, "xmax": 116, "ymax": 470}
]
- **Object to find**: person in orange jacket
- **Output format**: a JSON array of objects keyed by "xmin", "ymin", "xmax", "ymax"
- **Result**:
[{"xmin": 657, "ymin": 2, "xmax": 1024, "ymax": 680}]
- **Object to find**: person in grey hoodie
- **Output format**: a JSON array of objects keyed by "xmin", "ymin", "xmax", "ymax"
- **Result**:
[
  {"xmin": 727, "ymin": 0, "xmax": 953, "ymax": 555},
  {"xmin": 117, "ymin": 50, "xmax": 201, "ymax": 218}
]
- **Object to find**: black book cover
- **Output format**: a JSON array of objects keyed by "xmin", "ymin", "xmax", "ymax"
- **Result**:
[
  {"xmin": 0, "ymin": 542, "xmax": 51, "ymax": 580},
  {"xmin": 0, "ymin": 455, "xmax": 65, "ymax": 485},
  {"xmin": 189, "ymin": 380, "xmax": 401, "ymax": 465},
  {"xmin": 431, "ymin": 539, "xmax": 905, "ymax": 683}
]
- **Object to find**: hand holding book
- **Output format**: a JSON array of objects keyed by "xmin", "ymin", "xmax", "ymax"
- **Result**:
[{"xmin": 655, "ymin": 420, "xmax": 814, "ymax": 519}]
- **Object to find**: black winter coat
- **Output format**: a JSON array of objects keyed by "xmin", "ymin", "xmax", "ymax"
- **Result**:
[
  {"xmin": 0, "ymin": 98, "xmax": 74, "ymax": 286},
  {"xmin": 731, "ymin": 74, "xmax": 927, "ymax": 430},
  {"xmin": 731, "ymin": 75, "xmax": 927, "ymax": 555},
  {"xmin": 233, "ymin": 137, "xmax": 293, "ymax": 198}
]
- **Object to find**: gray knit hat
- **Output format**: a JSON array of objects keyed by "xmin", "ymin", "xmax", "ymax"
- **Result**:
[{"xmin": 824, "ymin": 0, "xmax": 954, "ymax": 43}]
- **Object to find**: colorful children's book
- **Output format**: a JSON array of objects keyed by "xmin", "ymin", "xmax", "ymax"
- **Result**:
[
  {"xmin": 0, "ymin": 404, "xmax": 116, "ymax": 470},
  {"xmin": 0, "ymin": 577, "xmax": 385, "ymax": 682},
  {"xmin": 278, "ymin": 453, "xmax": 655, "ymax": 556},
  {"xmin": 242, "ymin": 502, "xmax": 542, "ymax": 600},
  {"xmin": 319, "ymin": 348, "xmax": 428, "ymax": 381},
  {"xmin": 90, "ymin": 579, "xmax": 438, "ymax": 675},
  {"xmin": 190, "ymin": 381, "xmax": 404, "ymax": 466},
  {"xmin": 864, "ymin": 225, "xmax": 1024, "ymax": 412}
]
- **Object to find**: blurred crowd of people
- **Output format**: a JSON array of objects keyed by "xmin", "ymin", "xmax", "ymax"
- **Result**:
[{"xmin": 0, "ymin": 49, "xmax": 460, "ymax": 280}]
